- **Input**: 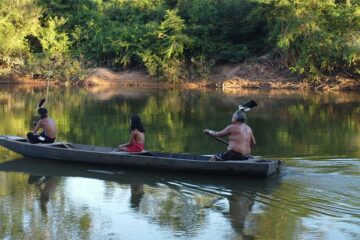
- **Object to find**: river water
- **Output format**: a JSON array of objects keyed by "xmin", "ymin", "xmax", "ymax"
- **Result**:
[{"xmin": 0, "ymin": 86, "xmax": 359, "ymax": 239}]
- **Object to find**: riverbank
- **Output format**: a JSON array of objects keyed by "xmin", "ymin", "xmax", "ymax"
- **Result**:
[
  {"xmin": 1, "ymin": 59, "xmax": 359, "ymax": 91},
  {"xmin": 207, "ymin": 60, "xmax": 360, "ymax": 91},
  {"xmin": 66, "ymin": 62, "xmax": 360, "ymax": 91}
]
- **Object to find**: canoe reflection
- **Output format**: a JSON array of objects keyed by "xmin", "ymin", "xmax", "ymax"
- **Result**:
[{"xmin": 0, "ymin": 157, "xmax": 281, "ymax": 235}]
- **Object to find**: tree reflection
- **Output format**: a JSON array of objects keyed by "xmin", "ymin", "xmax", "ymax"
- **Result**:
[
  {"xmin": 0, "ymin": 171, "xmax": 92, "ymax": 239},
  {"xmin": 0, "ymin": 158, "xmax": 227, "ymax": 236},
  {"xmin": 0, "ymin": 86, "xmax": 359, "ymax": 157},
  {"xmin": 135, "ymin": 185, "xmax": 210, "ymax": 234},
  {"xmin": 0, "ymin": 84, "xmax": 359, "ymax": 238}
]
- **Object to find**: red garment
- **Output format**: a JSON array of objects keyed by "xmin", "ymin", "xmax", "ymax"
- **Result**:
[{"xmin": 126, "ymin": 141, "xmax": 145, "ymax": 152}]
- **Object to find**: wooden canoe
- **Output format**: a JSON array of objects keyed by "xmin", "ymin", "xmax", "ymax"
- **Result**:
[{"xmin": 0, "ymin": 135, "xmax": 282, "ymax": 177}]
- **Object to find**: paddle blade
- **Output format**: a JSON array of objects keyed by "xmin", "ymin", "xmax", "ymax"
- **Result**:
[
  {"xmin": 37, "ymin": 98, "xmax": 46, "ymax": 109},
  {"xmin": 239, "ymin": 100, "xmax": 257, "ymax": 111}
]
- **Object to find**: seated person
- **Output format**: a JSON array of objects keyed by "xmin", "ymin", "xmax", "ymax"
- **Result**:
[
  {"xmin": 204, "ymin": 110, "xmax": 255, "ymax": 161},
  {"xmin": 116, "ymin": 114, "xmax": 145, "ymax": 152},
  {"xmin": 27, "ymin": 107, "xmax": 57, "ymax": 144}
]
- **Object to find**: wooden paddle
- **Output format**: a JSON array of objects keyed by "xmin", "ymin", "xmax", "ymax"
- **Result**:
[{"xmin": 204, "ymin": 131, "xmax": 228, "ymax": 145}]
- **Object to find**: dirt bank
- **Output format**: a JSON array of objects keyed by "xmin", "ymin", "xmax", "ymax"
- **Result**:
[
  {"xmin": 82, "ymin": 67, "xmax": 202, "ymax": 89},
  {"xmin": 206, "ymin": 57, "xmax": 360, "ymax": 91},
  {"xmin": 81, "ymin": 57, "xmax": 359, "ymax": 91},
  {"xmin": 1, "ymin": 58, "xmax": 359, "ymax": 91}
]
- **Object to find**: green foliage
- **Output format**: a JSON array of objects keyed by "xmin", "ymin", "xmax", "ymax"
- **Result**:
[
  {"xmin": 0, "ymin": 0, "xmax": 359, "ymax": 82},
  {"xmin": 39, "ymin": 17, "xmax": 69, "ymax": 56},
  {"xmin": 181, "ymin": 0, "xmax": 264, "ymax": 62},
  {"xmin": 267, "ymin": 0, "xmax": 360, "ymax": 79},
  {"xmin": 36, "ymin": 0, "xmax": 261, "ymax": 81},
  {"xmin": 0, "ymin": 0, "xmax": 84, "ymax": 81},
  {"xmin": 26, "ymin": 16, "xmax": 85, "ymax": 81},
  {"xmin": 150, "ymin": 9, "xmax": 191, "ymax": 82},
  {"xmin": 0, "ymin": 0, "xmax": 42, "ymax": 67}
]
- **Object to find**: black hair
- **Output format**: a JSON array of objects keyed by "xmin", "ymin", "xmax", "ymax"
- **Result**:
[
  {"xmin": 130, "ymin": 114, "xmax": 145, "ymax": 133},
  {"xmin": 38, "ymin": 108, "xmax": 48, "ymax": 119}
]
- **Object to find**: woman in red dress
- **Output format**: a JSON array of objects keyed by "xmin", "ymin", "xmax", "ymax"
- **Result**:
[{"xmin": 117, "ymin": 115, "xmax": 145, "ymax": 152}]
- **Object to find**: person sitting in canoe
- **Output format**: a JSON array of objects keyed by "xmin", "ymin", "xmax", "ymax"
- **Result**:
[
  {"xmin": 27, "ymin": 99, "xmax": 57, "ymax": 144},
  {"xmin": 204, "ymin": 110, "xmax": 256, "ymax": 161},
  {"xmin": 116, "ymin": 114, "xmax": 145, "ymax": 152}
]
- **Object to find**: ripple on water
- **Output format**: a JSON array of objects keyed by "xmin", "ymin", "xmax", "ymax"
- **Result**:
[{"xmin": 269, "ymin": 157, "xmax": 360, "ymax": 220}]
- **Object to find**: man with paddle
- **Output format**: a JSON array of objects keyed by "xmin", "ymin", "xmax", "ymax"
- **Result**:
[
  {"xmin": 204, "ymin": 100, "xmax": 257, "ymax": 161},
  {"xmin": 27, "ymin": 99, "xmax": 57, "ymax": 144}
]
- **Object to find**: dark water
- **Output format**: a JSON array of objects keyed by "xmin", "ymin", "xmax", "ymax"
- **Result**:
[{"xmin": 0, "ymin": 86, "xmax": 359, "ymax": 239}]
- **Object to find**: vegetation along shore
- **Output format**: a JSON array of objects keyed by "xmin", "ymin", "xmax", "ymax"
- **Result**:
[{"xmin": 0, "ymin": 0, "xmax": 359, "ymax": 91}]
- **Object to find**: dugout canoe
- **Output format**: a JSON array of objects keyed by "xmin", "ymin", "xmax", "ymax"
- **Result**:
[{"xmin": 0, "ymin": 135, "xmax": 282, "ymax": 177}]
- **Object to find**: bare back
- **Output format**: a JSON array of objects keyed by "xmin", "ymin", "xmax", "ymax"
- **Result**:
[
  {"xmin": 36, "ymin": 117, "xmax": 57, "ymax": 139},
  {"xmin": 132, "ymin": 129, "xmax": 145, "ymax": 145},
  {"xmin": 217, "ymin": 123, "xmax": 255, "ymax": 155}
]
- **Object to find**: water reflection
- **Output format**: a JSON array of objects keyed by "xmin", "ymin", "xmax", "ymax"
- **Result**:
[
  {"xmin": 130, "ymin": 183, "xmax": 144, "ymax": 209},
  {"xmin": 27, "ymin": 175, "xmax": 59, "ymax": 213},
  {"xmin": 0, "ymin": 85, "xmax": 359, "ymax": 157},
  {"xmin": 0, "ymin": 85, "xmax": 359, "ymax": 239},
  {"xmin": 0, "ymin": 157, "xmax": 281, "ymax": 238},
  {"xmin": 227, "ymin": 193, "xmax": 255, "ymax": 235}
]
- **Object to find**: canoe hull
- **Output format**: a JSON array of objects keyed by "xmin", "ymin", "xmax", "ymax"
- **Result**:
[{"xmin": 0, "ymin": 136, "xmax": 282, "ymax": 177}]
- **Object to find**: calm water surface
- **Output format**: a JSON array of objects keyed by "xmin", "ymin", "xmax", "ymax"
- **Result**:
[{"xmin": 0, "ymin": 86, "xmax": 359, "ymax": 239}]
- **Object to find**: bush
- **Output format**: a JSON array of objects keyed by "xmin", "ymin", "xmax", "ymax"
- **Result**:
[
  {"xmin": 1, "ymin": 0, "xmax": 358, "ymax": 82},
  {"xmin": 267, "ymin": 0, "xmax": 360, "ymax": 79}
]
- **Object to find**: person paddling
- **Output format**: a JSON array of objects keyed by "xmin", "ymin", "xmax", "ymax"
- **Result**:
[
  {"xmin": 27, "ymin": 99, "xmax": 57, "ymax": 144},
  {"xmin": 204, "ymin": 110, "xmax": 256, "ymax": 161},
  {"xmin": 116, "ymin": 114, "xmax": 145, "ymax": 152}
]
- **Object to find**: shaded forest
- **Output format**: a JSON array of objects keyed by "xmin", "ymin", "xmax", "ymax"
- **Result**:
[{"xmin": 0, "ymin": 0, "xmax": 359, "ymax": 82}]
